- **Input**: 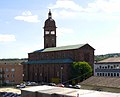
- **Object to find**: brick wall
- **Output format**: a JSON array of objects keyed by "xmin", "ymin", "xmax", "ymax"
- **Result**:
[{"xmin": 0, "ymin": 62, "xmax": 23, "ymax": 84}]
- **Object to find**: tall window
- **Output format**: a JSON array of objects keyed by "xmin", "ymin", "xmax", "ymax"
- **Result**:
[
  {"xmin": 11, "ymin": 74, "xmax": 14, "ymax": 78},
  {"xmin": 105, "ymin": 73, "xmax": 107, "ymax": 76},
  {"xmin": 11, "ymin": 68, "xmax": 15, "ymax": 72},
  {"xmin": 0, "ymin": 74, "xmax": 2, "ymax": 78},
  {"xmin": 117, "ymin": 73, "xmax": 119, "ymax": 77},
  {"xmin": 5, "ymin": 68, "xmax": 9, "ymax": 72},
  {"xmin": 97, "ymin": 73, "xmax": 99, "ymax": 76},
  {"xmin": 102, "ymin": 73, "xmax": 104, "ymax": 76},
  {"xmin": 114, "ymin": 73, "xmax": 116, "ymax": 77},
  {"xmin": 111, "ymin": 73, "xmax": 113, "ymax": 77},
  {"xmin": 0, "ymin": 68, "xmax": 2, "ymax": 72}
]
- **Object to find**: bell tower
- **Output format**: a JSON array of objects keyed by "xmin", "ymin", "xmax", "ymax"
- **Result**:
[{"xmin": 43, "ymin": 9, "xmax": 57, "ymax": 48}]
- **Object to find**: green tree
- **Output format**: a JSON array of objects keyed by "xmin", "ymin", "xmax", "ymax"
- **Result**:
[{"xmin": 70, "ymin": 61, "xmax": 93, "ymax": 84}]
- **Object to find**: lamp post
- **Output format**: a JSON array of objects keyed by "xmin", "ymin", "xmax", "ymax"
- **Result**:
[
  {"xmin": 40, "ymin": 73, "xmax": 42, "ymax": 83},
  {"xmin": 35, "ymin": 73, "xmax": 37, "ymax": 82},
  {"xmin": 61, "ymin": 66, "xmax": 63, "ymax": 83}
]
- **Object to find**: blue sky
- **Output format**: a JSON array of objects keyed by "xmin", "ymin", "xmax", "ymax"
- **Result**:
[{"xmin": 0, "ymin": 0, "xmax": 120, "ymax": 58}]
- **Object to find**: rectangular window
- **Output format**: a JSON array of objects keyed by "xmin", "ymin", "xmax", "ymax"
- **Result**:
[
  {"xmin": 0, "ymin": 74, "xmax": 2, "ymax": 78},
  {"xmin": 11, "ymin": 68, "xmax": 15, "ymax": 72},
  {"xmin": 6, "ymin": 74, "xmax": 9, "ymax": 78},
  {"xmin": 5, "ymin": 68, "xmax": 9, "ymax": 72},
  {"xmin": 11, "ymin": 74, "xmax": 14, "ymax": 78},
  {"xmin": 0, "ymin": 68, "xmax": 2, "ymax": 72}
]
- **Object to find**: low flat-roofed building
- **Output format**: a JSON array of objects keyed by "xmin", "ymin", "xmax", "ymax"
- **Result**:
[
  {"xmin": 21, "ymin": 85, "xmax": 120, "ymax": 97},
  {"xmin": 94, "ymin": 57, "xmax": 120, "ymax": 77}
]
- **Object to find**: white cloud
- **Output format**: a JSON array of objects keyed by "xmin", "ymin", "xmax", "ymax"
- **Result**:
[
  {"xmin": 49, "ymin": 0, "xmax": 83, "ymax": 11},
  {"xmin": 86, "ymin": 0, "xmax": 120, "ymax": 13},
  {"xmin": 50, "ymin": 0, "xmax": 120, "ymax": 13},
  {"xmin": 57, "ymin": 27, "xmax": 74, "ymax": 36},
  {"xmin": 0, "ymin": 34, "xmax": 16, "ymax": 42},
  {"xmin": 14, "ymin": 11, "xmax": 40, "ymax": 23},
  {"xmin": 53, "ymin": 10, "xmax": 79, "ymax": 19},
  {"xmin": 49, "ymin": 0, "xmax": 120, "ymax": 20}
]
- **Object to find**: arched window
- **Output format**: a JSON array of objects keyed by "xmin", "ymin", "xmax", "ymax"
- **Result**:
[
  {"xmin": 117, "ymin": 73, "xmax": 119, "ymax": 77},
  {"xmin": 102, "ymin": 73, "xmax": 104, "ymax": 76},
  {"xmin": 111, "ymin": 73, "xmax": 113, "ymax": 77},
  {"xmin": 105, "ymin": 73, "xmax": 107, "ymax": 76},
  {"xmin": 114, "ymin": 73, "xmax": 116, "ymax": 77},
  {"xmin": 97, "ymin": 73, "xmax": 99, "ymax": 76}
]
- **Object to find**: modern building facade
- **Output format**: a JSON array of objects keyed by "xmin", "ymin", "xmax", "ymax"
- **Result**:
[
  {"xmin": 0, "ymin": 60, "xmax": 25, "ymax": 85},
  {"xmin": 94, "ymin": 57, "xmax": 120, "ymax": 77},
  {"xmin": 24, "ymin": 10, "xmax": 95, "ymax": 83}
]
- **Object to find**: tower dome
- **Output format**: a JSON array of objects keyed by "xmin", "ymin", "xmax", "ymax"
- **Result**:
[{"xmin": 44, "ymin": 9, "xmax": 56, "ymax": 28}]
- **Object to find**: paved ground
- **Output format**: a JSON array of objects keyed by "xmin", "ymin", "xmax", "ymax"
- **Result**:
[{"xmin": 0, "ymin": 87, "xmax": 21, "ymax": 94}]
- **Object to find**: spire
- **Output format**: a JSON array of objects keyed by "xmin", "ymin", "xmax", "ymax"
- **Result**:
[{"xmin": 48, "ymin": 9, "xmax": 52, "ymax": 18}]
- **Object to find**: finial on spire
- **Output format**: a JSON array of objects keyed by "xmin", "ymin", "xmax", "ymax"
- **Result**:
[{"xmin": 48, "ymin": 9, "xmax": 52, "ymax": 18}]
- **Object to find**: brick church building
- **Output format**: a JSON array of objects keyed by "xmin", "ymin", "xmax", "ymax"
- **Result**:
[{"xmin": 23, "ymin": 10, "xmax": 95, "ymax": 83}]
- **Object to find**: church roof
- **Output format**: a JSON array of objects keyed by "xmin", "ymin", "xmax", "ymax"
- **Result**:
[
  {"xmin": 42, "ymin": 44, "xmax": 85, "ymax": 52},
  {"xmin": 34, "ymin": 44, "xmax": 93, "ymax": 53}
]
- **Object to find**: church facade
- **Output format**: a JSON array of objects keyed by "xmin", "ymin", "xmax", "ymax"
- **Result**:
[{"xmin": 23, "ymin": 10, "xmax": 95, "ymax": 83}]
